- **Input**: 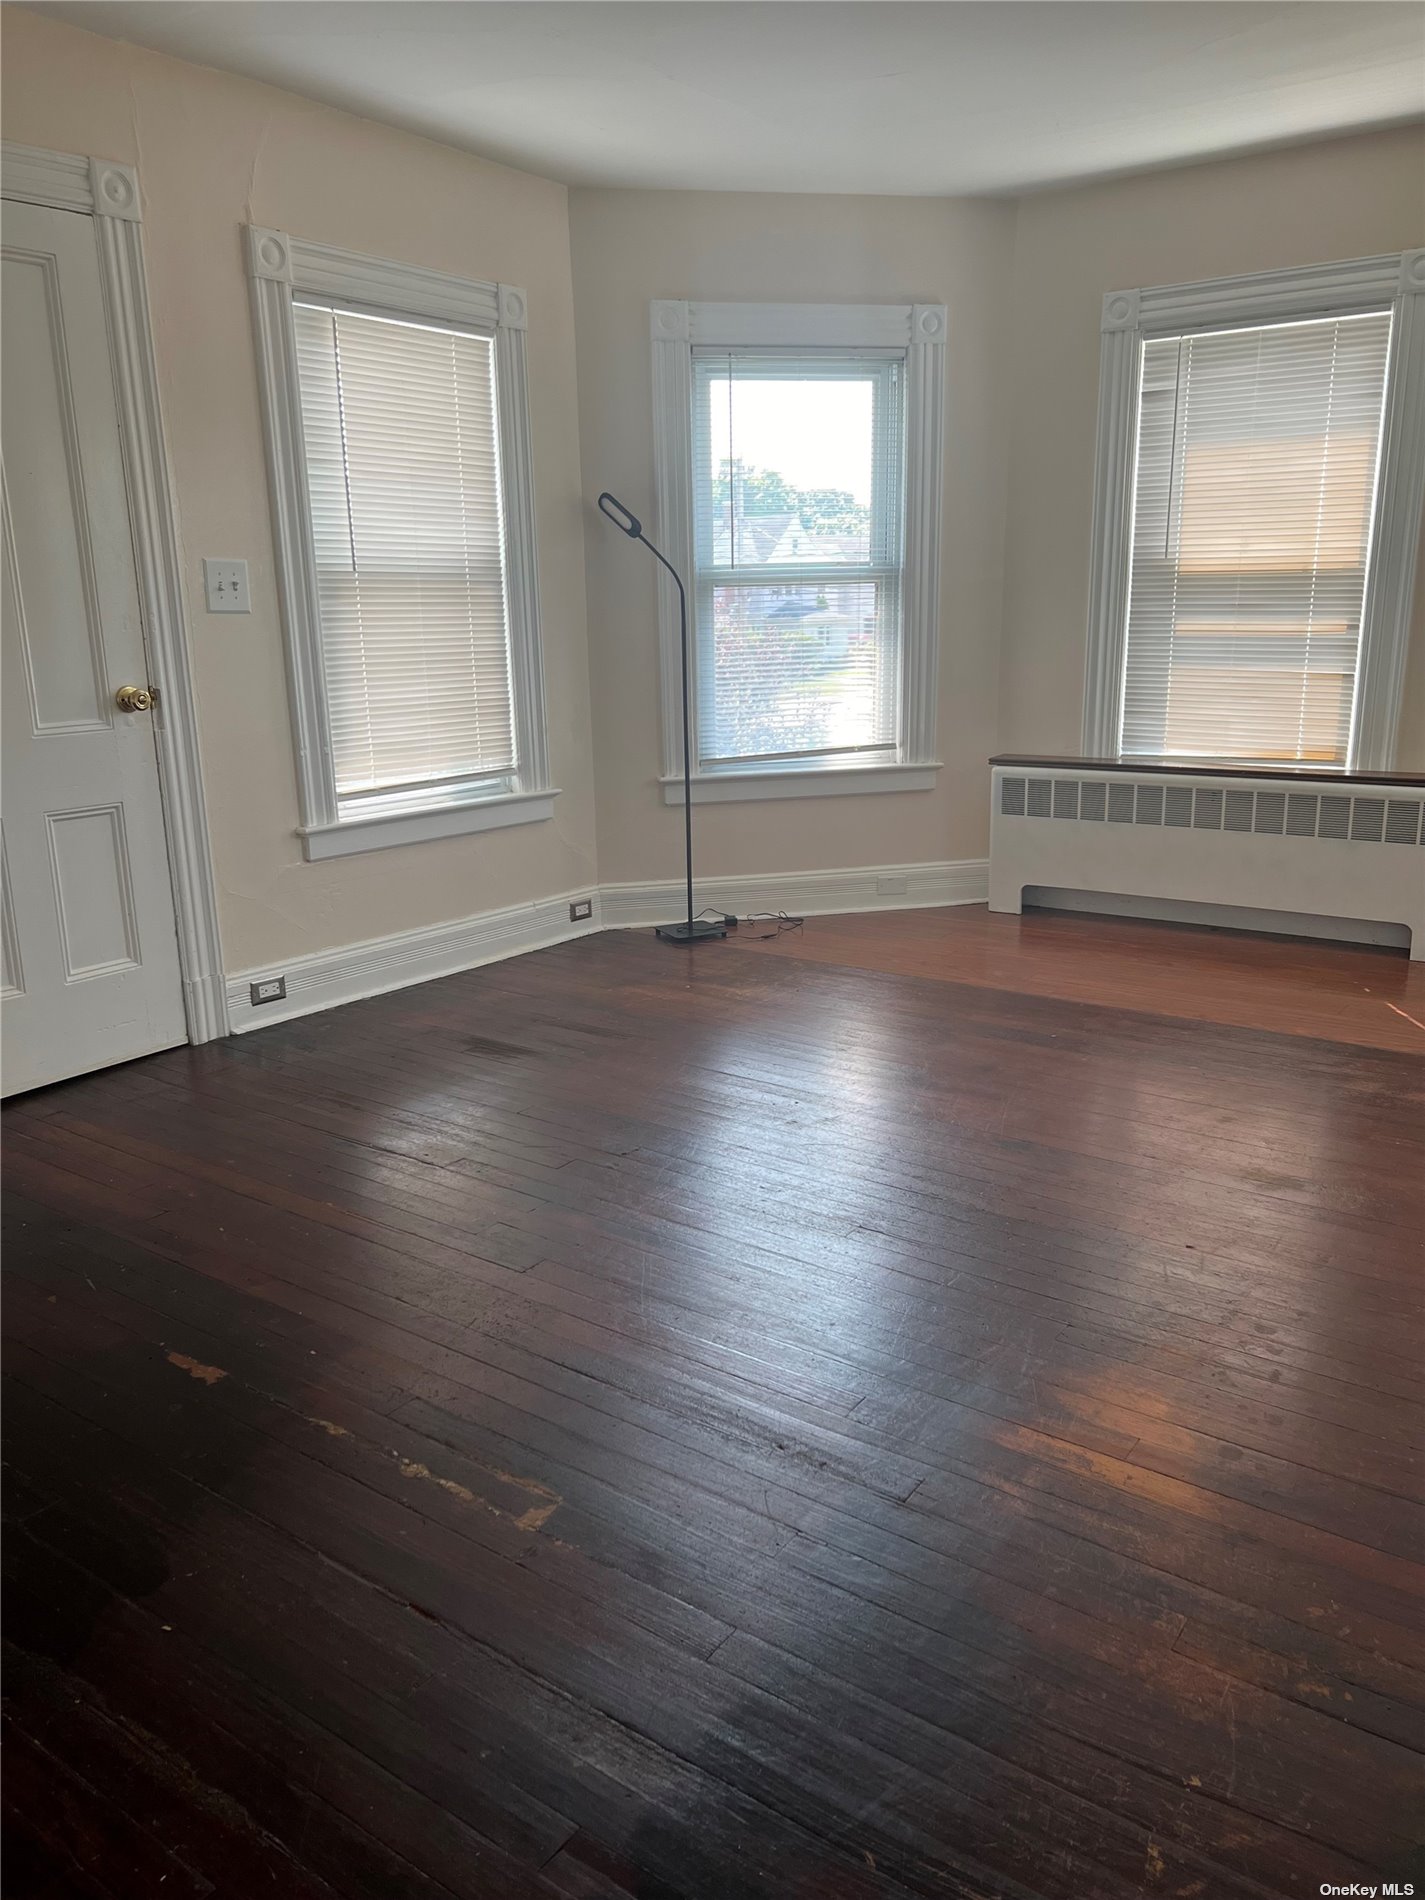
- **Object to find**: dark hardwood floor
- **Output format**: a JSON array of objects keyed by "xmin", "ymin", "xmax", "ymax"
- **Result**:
[{"xmin": 4, "ymin": 907, "xmax": 1423, "ymax": 1900}]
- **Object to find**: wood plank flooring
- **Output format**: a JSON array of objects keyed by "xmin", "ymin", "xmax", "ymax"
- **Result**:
[
  {"xmin": 4, "ymin": 906, "xmax": 1423, "ymax": 1900},
  {"xmin": 733, "ymin": 904, "xmax": 1425, "ymax": 1052}
]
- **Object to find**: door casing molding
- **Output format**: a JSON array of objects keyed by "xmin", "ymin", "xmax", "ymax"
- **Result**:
[{"xmin": 3, "ymin": 142, "xmax": 228, "ymax": 1040}]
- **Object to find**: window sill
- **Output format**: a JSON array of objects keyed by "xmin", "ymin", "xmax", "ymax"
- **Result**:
[
  {"xmin": 299, "ymin": 787, "xmax": 559, "ymax": 860},
  {"xmin": 658, "ymin": 762, "xmax": 941, "ymax": 806}
]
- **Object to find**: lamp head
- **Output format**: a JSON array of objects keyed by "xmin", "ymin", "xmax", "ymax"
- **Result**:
[{"xmin": 598, "ymin": 492, "xmax": 642, "ymax": 538}]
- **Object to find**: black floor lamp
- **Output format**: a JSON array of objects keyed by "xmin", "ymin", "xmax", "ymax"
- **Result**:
[{"xmin": 598, "ymin": 493, "xmax": 727, "ymax": 945}]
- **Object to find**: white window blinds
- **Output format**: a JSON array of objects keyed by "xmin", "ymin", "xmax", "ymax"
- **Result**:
[
  {"xmin": 1121, "ymin": 311, "xmax": 1392, "ymax": 764},
  {"xmin": 292, "ymin": 300, "xmax": 516, "ymax": 808},
  {"xmin": 691, "ymin": 351, "xmax": 905, "ymax": 772}
]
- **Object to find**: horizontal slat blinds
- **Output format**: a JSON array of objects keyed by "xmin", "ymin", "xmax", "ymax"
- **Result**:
[
  {"xmin": 1121, "ymin": 311, "xmax": 1391, "ymax": 764},
  {"xmin": 293, "ymin": 300, "xmax": 516, "ymax": 804},
  {"xmin": 691, "ymin": 350, "xmax": 905, "ymax": 771}
]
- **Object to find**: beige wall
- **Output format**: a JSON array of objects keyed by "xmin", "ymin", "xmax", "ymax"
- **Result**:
[
  {"xmin": 568, "ymin": 188, "xmax": 1016, "ymax": 883},
  {"xmin": 6, "ymin": 6, "xmax": 1421, "ymax": 992},
  {"xmin": 1000, "ymin": 126, "xmax": 1425, "ymax": 768},
  {"xmin": 1, "ymin": 8, "xmax": 598, "ymax": 973},
  {"xmin": 570, "ymin": 133, "xmax": 1425, "ymax": 889}
]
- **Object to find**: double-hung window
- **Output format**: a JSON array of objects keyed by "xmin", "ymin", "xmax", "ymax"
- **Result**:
[
  {"xmin": 652, "ymin": 301, "xmax": 946, "ymax": 802},
  {"xmin": 1085, "ymin": 253, "xmax": 1425, "ymax": 771},
  {"xmin": 692, "ymin": 352, "xmax": 904, "ymax": 774},
  {"xmin": 248, "ymin": 228, "xmax": 552, "ymax": 858}
]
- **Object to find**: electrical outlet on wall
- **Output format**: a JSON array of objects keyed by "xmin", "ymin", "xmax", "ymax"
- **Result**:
[
  {"xmin": 569, "ymin": 899, "xmax": 594, "ymax": 922},
  {"xmin": 203, "ymin": 558, "xmax": 251, "ymax": 613},
  {"xmin": 249, "ymin": 976, "xmax": 286, "ymax": 1006}
]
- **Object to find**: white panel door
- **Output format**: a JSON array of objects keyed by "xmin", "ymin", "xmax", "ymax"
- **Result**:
[{"xmin": 2, "ymin": 199, "xmax": 186, "ymax": 1095}]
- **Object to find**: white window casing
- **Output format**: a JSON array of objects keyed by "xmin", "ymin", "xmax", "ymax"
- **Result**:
[
  {"xmin": 1083, "ymin": 251, "xmax": 1425, "ymax": 772},
  {"xmin": 650, "ymin": 300, "xmax": 946, "ymax": 804},
  {"xmin": 246, "ymin": 228, "xmax": 554, "ymax": 859}
]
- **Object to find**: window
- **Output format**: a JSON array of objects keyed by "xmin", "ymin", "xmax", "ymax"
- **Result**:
[
  {"xmin": 651, "ymin": 301, "xmax": 946, "ymax": 803},
  {"xmin": 247, "ymin": 228, "xmax": 552, "ymax": 858},
  {"xmin": 1085, "ymin": 253, "xmax": 1425, "ymax": 772},
  {"xmin": 692, "ymin": 352, "xmax": 904, "ymax": 774},
  {"xmin": 293, "ymin": 303, "xmax": 515, "ymax": 813},
  {"xmin": 1123, "ymin": 313, "xmax": 1391, "ymax": 764}
]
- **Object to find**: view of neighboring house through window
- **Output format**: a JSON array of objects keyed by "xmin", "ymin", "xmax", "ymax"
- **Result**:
[
  {"xmin": 691, "ymin": 351, "xmax": 905, "ymax": 772},
  {"xmin": 1120, "ymin": 311, "xmax": 1392, "ymax": 764}
]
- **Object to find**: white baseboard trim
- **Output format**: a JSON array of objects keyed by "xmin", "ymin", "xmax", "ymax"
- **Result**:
[
  {"xmin": 226, "ymin": 888, "xmax": 603, "ymax": 1032},
  {"xmin": 600, "ymin": 859, "xmax": 989, "ymax": 929},
  {"xmin": 224, "ymin": 860, "xmax": 989, "ymax": 1034}
]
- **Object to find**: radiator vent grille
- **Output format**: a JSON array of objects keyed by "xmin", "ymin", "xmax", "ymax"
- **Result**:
[
  {"xmin": 1194, "ymin": 788, "xmax": 1223, "ymax": 830},
  {"xmin": 1000, "ymin": 775, "xmax": 1424, "ymax": 846},
  {"xmin": 1286, "ymin": 794, "xmax": 1318, "ymax": 837},
  {"xmin": 1164, "ymin": 786, "xmax": 1194, "ymax": 828},
  {"xmin": 1255, "ymin": 790, "xmax": 1286, "ymax": 835},
  {"xmin": 1318, "ymin": 794, "xmax": 1351, "ymax": 841},
  {"xmin": 1350, "ymin": 798, "xmax": 1384, "ymax": 843},
  {"xmin": 1224, "ymin": 789, "xmax": 1254, "ymax": 832},
  {"xmin": 1386, "ymin": 799, "xmax": 1423, "ymax": 845}
]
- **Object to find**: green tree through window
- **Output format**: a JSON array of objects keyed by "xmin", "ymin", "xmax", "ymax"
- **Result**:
[{"xmin": 710, "ymin": 459, "xmax": 870, "ymax": 537}]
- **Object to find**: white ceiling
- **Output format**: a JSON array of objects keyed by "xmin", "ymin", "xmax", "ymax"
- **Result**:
[{"xmin": 25, "ymin": 1, "xmax": 1425, "ymax": 197}]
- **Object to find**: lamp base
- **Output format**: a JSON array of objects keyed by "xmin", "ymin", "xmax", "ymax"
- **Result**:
[{"xmin": 654, "ymin": 919, "xmax": 728, "ymax": 944}]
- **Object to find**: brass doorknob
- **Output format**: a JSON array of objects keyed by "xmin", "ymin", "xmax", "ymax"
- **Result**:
[{"xmin": 115, "ymin": 685, "xmax": 155, "ymax": 713}]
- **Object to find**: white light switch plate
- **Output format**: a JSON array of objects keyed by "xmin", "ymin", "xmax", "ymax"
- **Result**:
[{"xmin": 203, "ymin": 557, "xmax": 250, "ymax": 613}]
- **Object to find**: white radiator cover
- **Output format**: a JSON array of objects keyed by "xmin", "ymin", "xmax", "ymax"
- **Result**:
[{"xmin": 989, "ymin": 765, "xmax": 1425, "ymax": 959}]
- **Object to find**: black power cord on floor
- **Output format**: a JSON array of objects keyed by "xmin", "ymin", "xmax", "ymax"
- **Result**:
[
  {"xmin": 740, "ymin": 911, "xmax": 806, "ymax": 940},
  {"xmin": 692, "ymin": 908, "xmax": 806, "ymax": 940}
]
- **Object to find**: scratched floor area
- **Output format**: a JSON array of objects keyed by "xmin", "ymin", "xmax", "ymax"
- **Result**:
[{"xmin": 3, "ymin": 908, "xmax": 1423, "ymax": 1899}]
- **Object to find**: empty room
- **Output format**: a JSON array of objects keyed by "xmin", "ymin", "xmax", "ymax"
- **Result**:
[{"xmin": 2, "ymin": 2, "xmax": 1423, "ymax": 1895}]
